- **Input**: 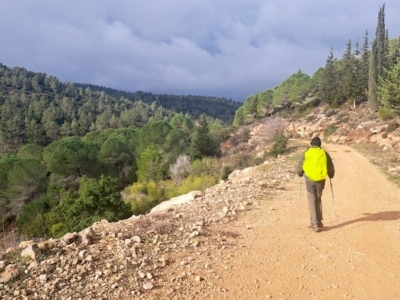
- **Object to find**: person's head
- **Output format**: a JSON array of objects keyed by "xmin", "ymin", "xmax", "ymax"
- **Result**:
[{"xmin": 310, "ymin": 136, "xmax": 321, "ymax": 147}]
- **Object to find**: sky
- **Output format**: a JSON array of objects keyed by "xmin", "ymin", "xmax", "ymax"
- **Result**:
[{"xmin": 1, "ymin": 1, "xmax": 400, "ymax": 102}]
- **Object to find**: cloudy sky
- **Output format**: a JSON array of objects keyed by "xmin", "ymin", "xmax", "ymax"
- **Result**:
[{"xmin": 1, "ymin": 1, "xmax": 400, "ymax": 102}]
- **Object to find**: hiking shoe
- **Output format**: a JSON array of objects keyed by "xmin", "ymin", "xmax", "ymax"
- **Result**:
[{"xmin": 308, "ymin": 225, "xmax": 319, "ymax": 232}]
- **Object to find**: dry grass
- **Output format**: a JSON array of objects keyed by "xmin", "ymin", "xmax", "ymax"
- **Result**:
[
  {"xmin": 0, "ymin": 233, "xmax": 22, "ymax": 253},
  {"xmin": 217, "ymin": 230, "xmax": 241, "ymax": 239},
  {"xmin": 134, "ymin": 214, "xmax": 176, "ymax": 236},
  {"xmin": 352, "ymin": 143, "xmax": 400, "ymax": 187}
]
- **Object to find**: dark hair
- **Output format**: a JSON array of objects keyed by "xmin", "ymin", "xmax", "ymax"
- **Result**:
[{"xmin": 310, "ymin": 137, "xmax": 321, "ymax": 147}]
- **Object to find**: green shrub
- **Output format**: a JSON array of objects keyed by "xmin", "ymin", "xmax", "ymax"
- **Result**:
[
  {"xmin": 190, "ymin": 157, "xmax": 222, "ymax": 177},
  {"xmin": 324, "ymin": 124, "xmax": 337, "ymax": 138},
  {"xmin": 172, "ymin": 174, "xmax": 220, "ymax": 196},
  {"xmin": 269, "ymin": 133, "xmax": 288, "ymax": 157},
  {"xmin": 306, "ymin": 115, "xmax": 315, "ymax": 122},
  {"xmin": 17, "ymin": 196, "xmax": 55, "ymax": 238},
  {"xmin": 46, "ymin": 175, "xmax": 132, "ymax": 238},
  {"xmin": 378, "ymin": 106, "xmax": 394, "ymax": 121},
  {"xmin": 126, "ymin": 156, "xmax": 226, "ymax": 216},
  {"xmin": 127, "ymin": 180, "xmax": 178, "ymax": 215},
  {"xmin": 49, "ymin": 223, "xmax": 68, "ymax": 238},
  {"xmin": 126, "ymin": 174, "xmax": 220, "ymax": 215}
]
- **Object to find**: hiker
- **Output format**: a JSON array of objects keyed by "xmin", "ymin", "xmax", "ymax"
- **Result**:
[{"xmin": 297, "ymin": 137, "xmax": 335, "ymax": 232}]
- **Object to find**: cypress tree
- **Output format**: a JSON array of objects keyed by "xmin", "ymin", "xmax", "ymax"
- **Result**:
[
  {"xmin": 378, "ymin": 59, "xmax": 400, "ymax": 114},
  {"xmin": 341, "ymin": 39, "xmax": 357, "ymax": 103},
  {"xmin": 368, "ymin": 4, "xmax": 388, "ymax": 111},
  {"xmin": 359, "ymin": 30, "xmax": 370, "ymax": 99},
  {"xmin": 320, "ymin": 47, "xmax": 338, "ymax": 106}
]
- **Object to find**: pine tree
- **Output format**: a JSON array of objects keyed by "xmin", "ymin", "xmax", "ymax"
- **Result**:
[
  {"xmin": 192, "ymin": 114, "xmax": 216, "ymax": 159},
  {"xmin": 136, "ymin": 146, "xmax": 163, "ymax": 183}
]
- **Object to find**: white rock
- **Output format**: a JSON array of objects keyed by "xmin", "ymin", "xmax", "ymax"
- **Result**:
[
  {"xmin": 150, "ymin": 191, "xmax": 202, "ymax": 213},
  {"xmin": 0, "ymin": 267, "xmax": 19, "ymax": 283},
  {"xmin": 39, "ymin": 274, "xmax": 47, "ymax": 283},
  {"xmin": 143, "ymin": 282, "xmax": 154, "ymax": 290},
  {"xmin": 132, "ymin": 236, "xmax": 141, "ymax": 243},
  {"xmin": 18, "ymin": 240, "xmax": 35, "ymax": 249},
  {"xmin": 80, "ymin": 228, "xmax": 95, "ymax": 245},
  {"xmin": 78, "ymin": 250, "xmax": 86, "ymax": 259},
  {"xmin": 21, "ymin": 244, "xmax": 41, "ymax": 261},
  {"xmin": 61, "ymin": 232, "xmax": 78, "ymax": 245}
]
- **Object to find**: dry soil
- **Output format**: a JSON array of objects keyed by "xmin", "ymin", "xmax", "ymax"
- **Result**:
[{"xmin": 207, "ymin": 143, "xmax": 400, "ymax": 299}]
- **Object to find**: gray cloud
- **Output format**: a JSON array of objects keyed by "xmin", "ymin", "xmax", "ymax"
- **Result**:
[{"xmin": 1, "ymin": 0, "xmax": 400, "ymax": 101}]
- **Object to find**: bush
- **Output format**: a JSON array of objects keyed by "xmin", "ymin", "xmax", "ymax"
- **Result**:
[
  {"xmin": 127, "ymin": 180, "xmax": 173, "ymax": 215},
  {"xmin": 17, "ymin": 196, "xmax": 55, "ymax": 238},
  {"xmin": 378, "ymin": 106, "xmax": 394, "ymax": 121},
  {"xmin": 306, "ymin": 115, "xmax": 315, "ymax": 122},
  {"xmin": 172, "ymin": 174, "xmax": 220, "ymax": 196},
  {"xmin": 169, "ymin": 154, "xmax": 191, "ymax": 185},
  {"xmin": 126, "ymin": 174, "xmax": 220, "ymax": 215},
  {"xmin": 324, "ymin": 124, "xmax": 337, "ymax": 138},
  {"xmin": 49, "ymin": 223, "xmax": 68, "ymax": 238},
  {"xmin": 223, "ymin": 152, "xmax": 265, "ymax": 170},
  {"xmin": 269, "ymin": 133, "xmax": 288, "ymax": 157},
  {"xmin": 325, "ymin": 109, "xmax": 338, "ymax": 117},
  {"xmin": 190, "ymin": 157, "xmax": 222, "ymax": 177},
  {"xmin": 46, "ymin": 175, "xmax": 132, "ymax": 238}
]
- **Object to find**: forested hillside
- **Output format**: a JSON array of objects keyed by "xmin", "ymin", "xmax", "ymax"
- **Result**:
[
  {"xmin": 0, "ymin": 62, "xmax": 243, "ymax": 240},
  {"xmin": 75, "ymin": 83, "xmax": 241, "ymax": 123},
  {"xmin": 233, "ymin": 5, "xmax": 400, "ymax": 127},
  {"xmin": 0, "ymin": 63, "xmax": 240, "ymax": 154}
]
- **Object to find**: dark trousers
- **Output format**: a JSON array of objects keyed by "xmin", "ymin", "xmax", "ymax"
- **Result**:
[{"xmin": 305, "ymin": 179, "xmax": 325, "ymax": 225}]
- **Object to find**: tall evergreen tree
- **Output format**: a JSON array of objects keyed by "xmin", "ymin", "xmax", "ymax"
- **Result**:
[
  {"xmin": 191, "ymin": 114, "xmax": 216, "ymax": 159},
  {"xmin": 7, "ymin": 158, "xmax": 48, "ymax": 217},
  {"xmin": 341, "ymin": 39, "xmax": 357, "ymax": 104},
  {"xmin": 378, "ymin": 58, "xmax": 400, "ymax": 114},
  {"xmin": 320, "ymin": 47, "xmax": 338, "ymax": 105},
  {"xmin": 136, "ymin": 146, "xmax": 163, "ymax": 183},
  {"xmin": 368, "ymin": 4, "xmax": 388, "ymax": 111},
  {"xmin": 359, "ymin": 31, "xmax": 370, "ymax": 100}
]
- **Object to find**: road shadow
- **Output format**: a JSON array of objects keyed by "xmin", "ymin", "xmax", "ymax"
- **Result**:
[{"xmin": 322, "ymin": 211, "xmax": 400, "ymax": 231}]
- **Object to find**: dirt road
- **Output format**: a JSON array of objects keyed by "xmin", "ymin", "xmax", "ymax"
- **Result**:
[{"xmin": 213, "ymin": 143, "xmax": 400, "ymax": 299}]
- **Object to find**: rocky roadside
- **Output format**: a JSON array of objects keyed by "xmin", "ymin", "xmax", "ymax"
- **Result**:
[{"xmin": 0, "ymin": 154, "xmax": 296, "ymax": 300}]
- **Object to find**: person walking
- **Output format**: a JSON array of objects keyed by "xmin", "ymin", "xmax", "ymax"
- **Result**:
[{"xmin": 297, "ymin": 137, "xmax": 335, "ymax": 232}]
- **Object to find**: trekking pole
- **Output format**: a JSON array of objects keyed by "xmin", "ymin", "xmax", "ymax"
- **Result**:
[
  {"xmin": 329, "ymin": 178, "xmax": 339, "ymax": 228},
  {"xmin": 297, "ymin": 177, "xmax": 303, "ymax": 227}
]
